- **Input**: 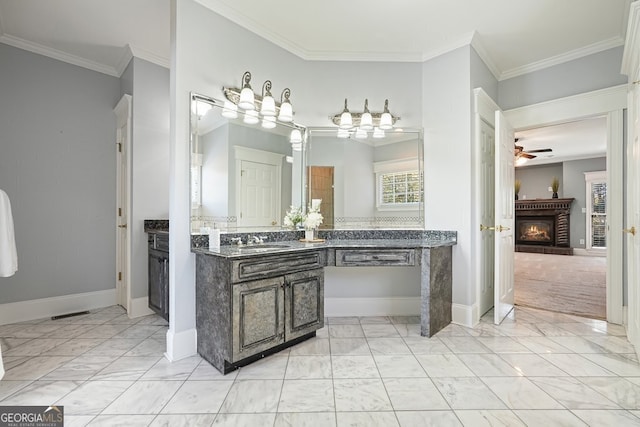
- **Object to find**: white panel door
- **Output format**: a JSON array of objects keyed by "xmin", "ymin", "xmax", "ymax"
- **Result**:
[
  {"xmin": 494, "ymin": 111, "xmax": 515, "ymax": 325},
  {"xmin": 479, "ymin": 120, "xmax": 496, "ymax": 316},
  {"xmin": 239, "ymin": 160, "xmax": 278, "ymax": 227},
  {"xmin": 627, "ymin": 84, "xmax": 640, "ymax": 349}
]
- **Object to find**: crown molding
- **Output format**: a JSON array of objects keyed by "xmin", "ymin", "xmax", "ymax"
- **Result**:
[
  {"xmin": 470, "ymin": 32, "xmax": 500, "ymax": 81},
  {"xmin": 621, "ymin": 0, "xmax": 640, "ymax": 77},
  {"xmin": 128, "ymin": 44, "xmax": 171, "ymax": 70},
  {"xmin": 0, "ymin": 33, "xmax": 120, "ymax": 77},
  {"xmin": 115, "ymin": 45, "xmax": 134, "ymax": 77},
  {"xmin": 499, "ymin": 36, "xmax": 625, "ymax": 81}
]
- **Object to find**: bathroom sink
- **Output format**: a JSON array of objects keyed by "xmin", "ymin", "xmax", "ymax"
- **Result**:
[{"xmin": 237, "ymin": 243, "xmax": 291, "ymax": 253}]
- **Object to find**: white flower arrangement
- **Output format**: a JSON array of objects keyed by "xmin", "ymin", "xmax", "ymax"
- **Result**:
[
  {"xmin": 283, "ymin": 205, "xmax": 304, "ymax": 229},
  {"xmin": 303, "ymin": 207, "xmax": 323, "ymax": 230}
]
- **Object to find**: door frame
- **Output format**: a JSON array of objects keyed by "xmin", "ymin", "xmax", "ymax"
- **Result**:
[
  {"xmin": 114, "ymin": 94, "xmax": 132, "ymax": 313},
  {"xmin": 503, "ymin": 84, "xmax": 627, "ymax": 325}
]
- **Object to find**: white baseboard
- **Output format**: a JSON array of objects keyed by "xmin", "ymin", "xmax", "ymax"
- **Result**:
[
  {"xmin": 573, "ymin": 248, "xmax": 606, "ymax": 257},
  {"xmin": 129, "ymin": 296, "xmax": 155, "ymax": 319},
  {"xmin": 325, "ymin": 297, "xmax": 420, "ymax": 317},
  {"xmin": 0, "ymin": 289, "xmax": 117, "ymax": 325},
  {"xmin": 452, "ymin": 303, "xmax": 478, "ymax": 328},
  {"xmin": 165, "ymin": 328, "xmax": 197, "ymax": 362}
]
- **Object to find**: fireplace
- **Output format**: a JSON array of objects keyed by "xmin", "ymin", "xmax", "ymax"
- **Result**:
[
  {"xmin": 515, "ymin": 198, "xmax": 574, "ymax": 255},
  {"xmin": 516, "ymin": 216, "xmax": 554, "ymax": 246}
]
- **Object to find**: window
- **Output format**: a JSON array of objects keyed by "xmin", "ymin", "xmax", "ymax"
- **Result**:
[
  {"xmin": 374, "ymin": 159, "xmax": 423, "ymax": 210},
  {"xmin": 585, "ymin": 171, "xmax": 607, "ymax": 250}
]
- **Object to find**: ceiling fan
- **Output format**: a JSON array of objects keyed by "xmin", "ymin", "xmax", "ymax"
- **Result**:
[{"xmin": 514, "ymin": 138, "xmax": 552, "ymax": 163}]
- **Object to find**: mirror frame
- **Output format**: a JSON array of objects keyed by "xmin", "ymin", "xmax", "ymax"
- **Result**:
[{"xmin": 189, "ymin": 92, "xmax": 307, "ymax": 235}]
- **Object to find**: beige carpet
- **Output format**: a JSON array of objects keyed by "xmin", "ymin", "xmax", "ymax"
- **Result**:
[{"xmin": 514, "ymin": 252, "xmax": 606, "ymax": 319}]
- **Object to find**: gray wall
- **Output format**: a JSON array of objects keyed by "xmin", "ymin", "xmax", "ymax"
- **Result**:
[
  {"xmin": 563, "ymin": 157, "xmax": 607, "ymax": 248},
  {"xmin": 0, "ymin": 43, "xmax": 121, "ymax": 304},
  {"xmin": 515, "ymin": 164, "xmax": 564, "ymax": 200},
  {"xmin": 499, "ymin": 47, "xmax": 627, "ymax": 110},
  {"xmin": 130, "ymin": 58, "xmax": 170, "ymax": 299}
]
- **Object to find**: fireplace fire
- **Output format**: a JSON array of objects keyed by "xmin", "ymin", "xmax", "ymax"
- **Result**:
[{"xmin": 517, "ymin": 217, "xmax": 554, "ymax": 245}]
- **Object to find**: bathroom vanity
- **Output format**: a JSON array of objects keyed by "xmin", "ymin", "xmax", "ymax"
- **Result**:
[{"xmin": 192, "ymin": 229, "xmax": 455, "ymax": 374}]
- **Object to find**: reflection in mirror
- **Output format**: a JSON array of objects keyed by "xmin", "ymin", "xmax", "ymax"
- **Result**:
[
  {"xmin": 307, "ymin": 128, "xmax": 424, "ymax": 229},
  {"xmin": 190, "ymin": 93, "xmax": 306, "ymax": 234}
]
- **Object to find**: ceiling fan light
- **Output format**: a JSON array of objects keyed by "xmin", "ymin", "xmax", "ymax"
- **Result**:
[
  {"xmin": 515, "ymin": 156, "xmax": 528, "ymax": 166},
  {"xmin": 221, "ymin": 100, "xmax": 238, "ymax": 119},
  {"xmin": 243, "ymin": 109, "xmax": 259, "ymax": 125}
]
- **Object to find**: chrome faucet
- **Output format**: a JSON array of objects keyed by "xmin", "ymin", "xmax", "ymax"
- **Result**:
[{"xmin": 231, "ymin": 237, "xmax": 243, "ymax": 246}]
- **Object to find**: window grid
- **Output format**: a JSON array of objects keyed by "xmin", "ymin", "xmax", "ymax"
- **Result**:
[{"xmin": 379, "ymin": 171, "xmax": 423, "ymax": 207}]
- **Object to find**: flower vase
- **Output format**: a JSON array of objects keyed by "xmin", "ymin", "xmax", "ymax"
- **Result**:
[{"xmin": 305, "ymin": 228, "xmax": 315, "ymax": 241}]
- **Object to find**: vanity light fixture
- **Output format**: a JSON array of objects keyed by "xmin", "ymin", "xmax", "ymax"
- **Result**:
[
  {"xmin": 331, "ymin": 98, "xmax": 399, "ymax": 131},
  {"xmin": 260, "ymin": 81, "xmax": 276, "ymax": 117},
  {"xmin": 337, "ymin": 128, "xmax": 350, "ymax": 139},
  {"xmin": 223, "ymin": 71, "xmax": 295, "ymax": 123},
  {"xmin": 221, "ymin": 100, "xmax": 238, "ymax": 119},
  {"xmin": 290, "ymin": 128, "xmax": 303, "ymax": 144},
  {"xmin": 278, "ymin": 89, "xmax": 293, "ymax": 122},
  {"xmin": 237, "ymin": 71, "xmax": 255, "ymax": 110},
  {"xmin": 243, "ymin": 109, "xmax": 260, "ymax": 125},
  {"xmin": 355, "ymin": 128, "xmax": 368, "ymax": 139},
  {"xmin": 261, "ymin": 115, "xmax": 276, "ymax": 129},
  {"xmin": 359, "ymin": 99, "xmax": 373, "ymax": 130},
  {"xmin": 373, "ymin": 127, "xmax": 385, "ymax": 138}
]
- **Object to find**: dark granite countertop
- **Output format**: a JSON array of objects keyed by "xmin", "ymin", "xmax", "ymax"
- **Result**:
[{"xmin": 192, "ymin": 237, "xmax": 456, "ymax": 259}]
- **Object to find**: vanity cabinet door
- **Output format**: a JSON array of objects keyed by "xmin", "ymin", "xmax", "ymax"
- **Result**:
[
  {"xmin": 148, "ymin": 248, "xmax": 169, "ymax": 321},
  {"xmin": 285, "ymin": 268, "xmax": 324, "ymax": 341},
  {"xmin": 232, "ymin": 277, "xmax": 285, "ymax": 361}
]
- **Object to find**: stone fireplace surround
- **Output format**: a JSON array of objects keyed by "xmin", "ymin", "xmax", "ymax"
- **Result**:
[{"xmin": 515, "ymin": 198, "xmax": 575, "ymax": 255}]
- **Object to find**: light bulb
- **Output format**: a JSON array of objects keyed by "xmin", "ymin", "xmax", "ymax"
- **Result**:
[
  {"xmin": 221, "ymin": 101, "xmax": 238, "ymax": 119},
  {"xmin": 373, "ymin": 127, "xmax": 385, "ymax": 138},
  {"xmin": 261, "ymin": 116, "xmax": 276, "ymax": 129},
  {"xmin": 355, "ymin": 128, "xmax": 367, "ymax": 139},
  {"xmin": 337, "ymin": 129, "xmax": 350, "ymax": 139},
  {"xmin": 290, "ymin": 129, "xmax": 302, "ymax": 143},
  {"xmin": 243, "ymin": 109, "xmax": 259, "ymax": 125}
]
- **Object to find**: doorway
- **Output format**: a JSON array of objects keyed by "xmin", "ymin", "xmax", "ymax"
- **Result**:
[
  {"xmin": 512, "ymin": 118, "xmax": 608, "ymax": 320},
  {"xmin": 307, "ymin": 166, "xmax": 334, "ymax": 229},
  {"xmin": 473, "ymin": 85, "xmax": 626, "ymax": 326}
]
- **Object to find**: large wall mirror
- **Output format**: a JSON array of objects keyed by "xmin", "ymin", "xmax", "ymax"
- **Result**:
[
  {"xmin": 190, "ymin": 93, "xmax": 306, "ymax": 234},
  {"xmin": 307, "ymin": 128, "xmax": 424, "ymax": 229}
]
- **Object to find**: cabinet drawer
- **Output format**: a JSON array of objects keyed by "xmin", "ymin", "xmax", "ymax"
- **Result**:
[
  {"xmin": 335, "ymin": 249, "xmax": 415, "ymax": 266},
  {"xmin": 232, "ymin": 251, "xmax": 324, "ymax": 282},
  {"xmin": 149, "ymin": 232, "xmax": 169, "ymax": 252}
]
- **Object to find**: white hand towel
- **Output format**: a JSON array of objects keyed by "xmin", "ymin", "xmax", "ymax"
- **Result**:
[{"xmin": 0, "ymin": 189, "xmax": 18, "ymax": 277}]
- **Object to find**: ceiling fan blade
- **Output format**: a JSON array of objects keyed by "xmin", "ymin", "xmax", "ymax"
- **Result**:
[
  {"xmin": 525, "ymin": 148, "xmax": 552, "ymax": 153},
  {"xmin": 521, "ymin": 153, "xmax": 537, "ymax": 159}
]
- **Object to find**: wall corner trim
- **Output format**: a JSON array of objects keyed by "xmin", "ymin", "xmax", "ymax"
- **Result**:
[
  {"xmin": 165, "ymin": 328, "xmax": 197, "ymax": 362},
  {"xmin": 0, "ymin": 289, "xmax": 116, "ymax": 325},
  {"xmin": 451, "ymin": 303, "xmax": 479, "ymax": 328},
  {"xmin": 129, "ymin": 296, "xmax": 155, "ymax": 319}
]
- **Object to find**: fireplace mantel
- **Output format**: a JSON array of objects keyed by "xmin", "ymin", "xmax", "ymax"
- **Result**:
[
  {"xmin": 515, "ymin": 198, "xmax": 575, "ymax": 255},
  {"xmin": 515, "ymin": 198, "xmax": 574, "ymax": 211}
]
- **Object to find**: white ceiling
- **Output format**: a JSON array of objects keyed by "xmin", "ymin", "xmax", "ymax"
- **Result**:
[
  {"xmin": 0, "ymin": 0, "xmax": 622, "ymax": 163},
  {"xmin": 514, "ymin": 116, "xmax": 607, "ymax": 167},
  {"xmin": 0, "ymin": 0, "xmax": 631, "ymax": 80}
]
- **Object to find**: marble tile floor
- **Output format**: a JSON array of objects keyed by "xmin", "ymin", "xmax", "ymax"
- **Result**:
[{"xmin": 1, "ymin": 305, "xmax": 640, "ymax": 426}]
